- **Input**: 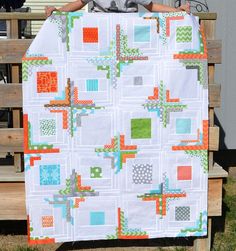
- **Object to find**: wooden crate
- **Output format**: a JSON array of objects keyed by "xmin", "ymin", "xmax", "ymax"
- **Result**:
[{"xmin": 0, "ymin": 12, "xmax": 228, "ymax": 251}]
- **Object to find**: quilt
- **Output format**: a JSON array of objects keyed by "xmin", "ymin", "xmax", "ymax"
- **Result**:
[{"xmin": 22, "ymin": 11, "xmax": 208, "ymax": 244}]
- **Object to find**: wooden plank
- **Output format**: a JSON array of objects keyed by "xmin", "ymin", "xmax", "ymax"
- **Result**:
[
  {"xmin": 0, "ymin": 13, "xmax": 46, "ymax": 20},
  {"xmin": 0, "ymin": 83, "xmax": 219, "ymax": 108},
  {"xmin": 0, "ymin": 129, "xmax": 23, "ymax": 152},
  {"xmin": 194, "ymin": 13, "xmax": 217, "ymax": 20},
  {"xmin": 0, "ymin": 162, "xmax": 226, "ymax": 182},
  {"xmin": 209, "ymin": 84, "xmax": 221, "ymax": 108},
  {"xmin": 208, "ymin": 179, "xmax": 222, "ymax": 216},
  {"xmin": 193, "ymin": 218, "xmax": 212, "ymax": 251},
  {"xmin": 0, "ymin": 39, "xmax": 33, "ymax": 64},
  {"xmin": 208, "ymin": 151, "xmax": 214, "ymax": 171},
  {"xmin": 209, "ymin": 126, "xmax": 219, "ymax": 151},
  {"xmin": 0, "ymin": 177, "xmax": 221, "ymax": 219},
  {"xmin": 0, "ymin": 166, "xmax": 24, "ymax": 182},
  {"xmin": 0, "ymin": 163, "xmax": 225, "ymax": 180},
  {"xmin": 11, "ymin": 65, "xmax": 20, "ymax": 83},
  {"xmin": 0, "ymin": 126, "xmax": 218, "ymax": 153},
  {"xmin": 7, "ymin": 19, "xmax": 19, "ymax": 39},
  {"xmin": 209, "ymin": 109, "xmax": 214, "ymax": 127},
  {"xmin": 7, "ymin": 20, "xmax": 24, "ymax": 173},
  {"xmin": 208, "ymin": 163, "xmax": 228, "ymax": 179},
  {"xmin": 208, "ymin": 218, "xmax": 212, "ymax": 251},
  {"xmin": 193, "ymin": 227, "xmax": 208, "ymax": 251},
  {"xmin": 0, "ymin": 84, "xmax": 22, "ymax": 108},
  {"xmin": 0, "ymin": 12, "xmax": 217, "ymax": 21},
  {"xmin": 207, "ymin": 40, "xmax": 222, "ymax": 64},
  {"xmin": 11, "ymin": 110, "xmax": 22, "ymax": 172},
  {"xmin": 201, "ymin": 20, "xmax": 215, "ymax": 40},
  {"xmin": 0, "ymin": 39, "xmax": 220, "ymax": 64},
  {"xmin": 208, "ymin": 65, "xmax": 215, "ymax": 85},
  {"xmin": 0, "ymin": 183, "xmax": 26, "ymax": 220},
  {"xmin": 13, "ymin": 154, "xmax": 23, "ymax": 173}
]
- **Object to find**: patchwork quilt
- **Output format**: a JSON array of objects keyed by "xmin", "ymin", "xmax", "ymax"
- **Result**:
[{"xmin": 22, "ymin": 11, "xmax": 208, "ymax": 244}]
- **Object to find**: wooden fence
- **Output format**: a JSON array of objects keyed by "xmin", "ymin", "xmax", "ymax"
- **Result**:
[{"xmin": 0, "ymin": 12, "xmax": 228, "ymax": 251}]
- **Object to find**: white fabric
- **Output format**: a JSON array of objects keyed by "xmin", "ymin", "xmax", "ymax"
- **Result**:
[{"xmin": 23, "ymin": 12, "xmax": 208, "ymax": 244}]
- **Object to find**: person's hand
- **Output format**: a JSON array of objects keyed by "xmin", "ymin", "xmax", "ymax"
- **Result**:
[
  {"xmin": 45, "ymin": 6, "xmax": 58, "ymax": 17},
  {"xmin": 178, "ymin": 1, "xmax": 190, "ymax": 14}
]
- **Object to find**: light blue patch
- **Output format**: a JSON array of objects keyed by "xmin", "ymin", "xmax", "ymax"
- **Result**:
[
  {"xmin": 176, "ymin": 118, "xmax": 191, "ymax": 134},
  {"xmin": 139, "ymin": 12, "xmax": 145, "ymax": 17},
  {"xmin": 40, "ymin": 164, "xmax": 60, "ymax": 185},
  {"xmin": 90, "ymin": 211, "xmax": 105, "ymax": 225},
  {"xmin": 67, "ymin": 12, "xmax": 84, "ymax": 32},
  {"xmin": 55, "ymin": 91, "xmax": 65, "ymax": 100},
  {"xmin": 86, "ymin": 79, "xmax": 98, "ymax": 91},
  {"xmin": 134, "ymin": 25, "xmax": 151, "ymax": 42},
  {"xmin": 151, "ymin": 13, "xmax": 159, "ymax": 17}
]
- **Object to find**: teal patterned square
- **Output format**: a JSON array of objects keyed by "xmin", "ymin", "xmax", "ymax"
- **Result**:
[
  {"xmin": 40, "ymin": 119, "xmax": 56, "ymax": 136},
  {"xmin": 134, "ymin": 26, "xmax": 150, "ymax": 42},
  {"xmin": 176, "ymin": 26, "xmax": 192, "ymax": 43},
  {"xmin": 40, "ymin": 165, "xmax": 60, "ymax": 185}
]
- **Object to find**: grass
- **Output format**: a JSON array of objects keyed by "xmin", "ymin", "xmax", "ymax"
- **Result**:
[
  {"xmin": 212, "ymin": 176, "xmax": 236, "ymax": 251},
  {"xmin": 0, "ymin": 247, "xmax": 41, "ymax": 251},
  {"xmin": 0, "ymin": 247, "xmax": 189, "ymax": 251}
]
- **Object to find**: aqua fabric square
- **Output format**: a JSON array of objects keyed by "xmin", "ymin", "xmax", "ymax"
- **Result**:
[
  {"xmin": 40, "ymin": 165, "xmax": 60, "ymax": 185},
  {"xmin": 176, "ymin": 118, "xmax": 191, "ymax": 134},
  {"xmin": 86, "ymin": 79, "xmax": 98, "ymax": 91},
  {"xmin": 134, "ymin": 26, "xmax": 150, "ymax": 42},
  {"xmin": 90, "ymin": 212, "xmax": 105, "ymax": 225}
]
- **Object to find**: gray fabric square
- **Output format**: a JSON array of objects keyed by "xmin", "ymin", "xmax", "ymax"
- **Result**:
[
  {"xmin": 175, "ymin": 206, "xmax": 190, "ymax": 221},
  {"xmin": 133, "ymin": 76, "xmax": 143, "ymax": 85},
  {"xmin": 132, "ymin": 164, "xmax": 152, "ymax": 184}
]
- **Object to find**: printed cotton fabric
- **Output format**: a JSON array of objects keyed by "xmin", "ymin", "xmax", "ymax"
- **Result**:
[{"xmin": 23, "ymin": 12, "xmax": 208, "ymax": 244}]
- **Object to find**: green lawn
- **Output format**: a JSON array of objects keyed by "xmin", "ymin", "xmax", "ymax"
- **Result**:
[{"xmin": 212, "ymin": 177, "xmax": 236, "ymax": 251}]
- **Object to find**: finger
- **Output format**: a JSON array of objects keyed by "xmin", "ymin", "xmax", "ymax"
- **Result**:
[
  {"xmin": 46, "ymin": 10, "xmax": 51, "ymax": 17},
  {"xmin": 187, "ymin": 1, "xmax": 190, "ymax": 12}
]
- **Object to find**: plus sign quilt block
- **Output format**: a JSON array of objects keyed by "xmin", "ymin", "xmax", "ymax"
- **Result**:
[{"xmin": 22, "ymin": 12, "xmax": 208, "ymax": 244}]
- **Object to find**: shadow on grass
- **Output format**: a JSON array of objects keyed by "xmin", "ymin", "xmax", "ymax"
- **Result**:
[
  {"xmin": 211, "ymin": 177, "xmax": 236, "ymax": 251},
  {"xmin": 0, "ymin": 220, "xmax": 27, "ymax": 235},
  {"xmin": 0, "ymin": 220, "xmax": 195, "ymax": 250},
  {"xmin": 56, "ymin": 238, "xmax": 193, "ymax": 251}
]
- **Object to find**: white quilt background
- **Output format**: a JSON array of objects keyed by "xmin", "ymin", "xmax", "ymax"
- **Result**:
[{"xmin": 23, "ymin": 12, "xmax": 208, "ymax": 244}]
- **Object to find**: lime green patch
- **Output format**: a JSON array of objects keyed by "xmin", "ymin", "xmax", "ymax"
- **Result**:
[
  {"xmin": 131, "ymin": 118, "xmax": 152, "ymax": 139},
  {"xmin": 176, "ymin": 26, "xmax": 192, "ymax": 43},
  {"xmin": 90, "ymin": 167, "xmax": 102, "ymax": 178}
]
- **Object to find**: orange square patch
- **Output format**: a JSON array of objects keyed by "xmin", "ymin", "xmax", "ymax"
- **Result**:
[
  {"xmin": 177, "ymin": 166, "xmax": 192, "ymax": 180},
  {"xmin": 37, "ymin": 72, "xmax": 58, "ymax": 93},
  {"xmin": 83, "ymin": 27, "xmax": 98, "ymax": 43},
  {"xmin": 42, "ymin": 216, "xmax": 54, "ymax": 228}
]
